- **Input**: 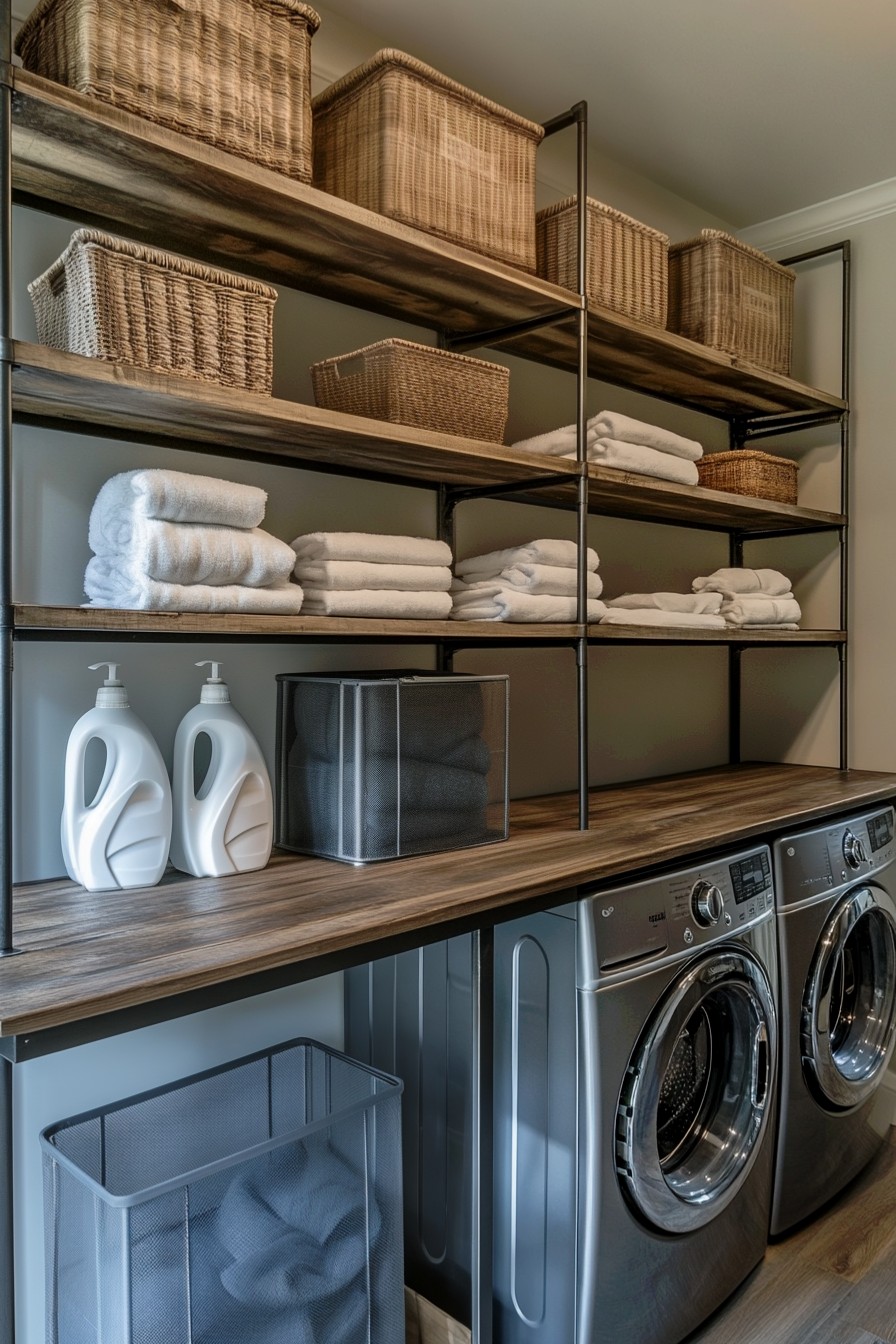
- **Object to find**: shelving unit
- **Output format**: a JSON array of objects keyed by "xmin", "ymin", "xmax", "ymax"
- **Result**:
[{"xmin": 0, "ymin": 31, "xmax": 866, "ymax": 1344}]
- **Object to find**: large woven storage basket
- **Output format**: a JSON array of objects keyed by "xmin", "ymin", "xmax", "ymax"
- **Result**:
[
  {"xmin": 311, "ymin": 339, "xmax": 510, "ymax": 443},
  {"xmin": 312, "ymin": 49, "xmax": 545, "ymax": 272},
  {"xmin": 667, "ymin": 230, "xmax": 795, "ymax": 375},
  {"xmin": 697, "ymin": 450, "xmax": 798, "ymax": 504},
  {"xmin": 15, "ymin": 0, "xmax": 321, "ymax": 181},
  {"xmin": 536, "ymin": 196, "xmax": 669, "ymax": 326},
  {"xmin": 29, "ymin": 229, "xmax": 278, "ymax": 394}
]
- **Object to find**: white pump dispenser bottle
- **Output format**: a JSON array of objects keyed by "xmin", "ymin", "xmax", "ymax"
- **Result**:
[
  {"xmin": 170, "ymin": 660, "xmax": 273, "ymax": 877},
  {"xmin": 60, "ymin": 662, "xmax": 172, "ymax": 891}
]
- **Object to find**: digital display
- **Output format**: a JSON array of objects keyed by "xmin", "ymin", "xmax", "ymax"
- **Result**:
[
  {"xmin": 867, "ymin": 811, "xmax": 893, "ymax": 853},
  {"xmin": 729, "ymin": 851, "xmax": 772, "ymax": 905}
]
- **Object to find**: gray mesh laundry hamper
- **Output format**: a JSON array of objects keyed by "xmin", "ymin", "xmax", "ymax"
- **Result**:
[{"xmin": 41, "ymin": 1037, "xmax": 404, "ymax": 1344}]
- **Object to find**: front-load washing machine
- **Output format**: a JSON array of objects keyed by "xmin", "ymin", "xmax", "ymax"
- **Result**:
[
  {"xmin": 346, "ymin": 843, "xmax": 778, "ymax": 1344},
  {"xmin": 770, "ymin": 804, "xmax": 896, "ymax": 1237}
]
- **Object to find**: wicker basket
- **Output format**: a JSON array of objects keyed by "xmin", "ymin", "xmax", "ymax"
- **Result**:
[
  {"xmin": 668, "ymin": 230, "xmax": 795, "ymax": 376},
  {"xmin": 29, "ymin": 229, "xmax": 277, "ymax": 394},
  {"xmin": 15, "ymin": 0, "xmax": 321, "ymax": 181},
  {"xmin": 697, "ymin": 450, "xmax": 799, "ymax": 504},
  {"xmin": 312, "ymin": 49, "xmax": 545, "ymax": 272},
  {"xmin": 536, "ymin": 196, "xmax": 669, "ymax": 326},
  {"xmin": 310, "ymin": 338, "xmax": 510, "ymax": 442}
]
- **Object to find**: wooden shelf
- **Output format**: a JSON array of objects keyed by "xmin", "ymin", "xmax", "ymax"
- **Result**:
[
  {"xmin": 12, "ymin": 70, "xmax": 846, "ymax": 422},
  {"xmin": 4, "ymin": 762, "xmax": 895, "ymax": 1041},
  {"xmin": 12, "ymin": 343, "xmax": 845, "ymax": 534}
]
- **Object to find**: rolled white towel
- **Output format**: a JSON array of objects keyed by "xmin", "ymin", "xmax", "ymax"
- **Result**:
[
  {"xmin": 720, "ymin": 595, "xmax": 802, "ymax": 626},
  {"xmin": 293, "ymin": 559, "xmax": 452, "ymax": 592},
  {"xmin": 298, "ymin": 588, "xmax": 453, "ymax": 619},
  {"xmin": 84, "ymin": 573, "xmax": 303, "ymax": 614},
  {"xmin": 455, "ymin": 539, "xmax": 598, "ymax": 579},
  {"xmin": 606, "ymin": 591, "xmax": 723, "ymax": 614},
  {"xmin": 693, "ymin": 567, "xmax": 793, "ymax": 597},
  {"xmin": 590, "ymin": 411, "xmax": 703, "ymax": 461},
  {"xmin": 88, "ymin": 520, "xmax": 296, "ymax": 589},
  {"xmin": 453, "ymin": 564, "xmax": 603, "ymax": 599},
  {"xmin": 599, "ymin": 608, "xmax": 727, "ymax": 629},
  {"xmin": 89, "ymin": 469, "xmax": 267, "ymax": 553},
  {"xmin": 581, "ymin": 439, "xmax": 699, "ymax": 486},
  {"xmin": 451, "ymin": 591, "xmax": 607, "ymax": 623},
  {"xmin": 290, "ymin": 532, "xmax": 452, "ymax": 567}
]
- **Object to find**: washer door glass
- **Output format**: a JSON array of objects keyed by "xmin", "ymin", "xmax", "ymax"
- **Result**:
[
  {"xmin": 616, "ymin": 948, "xmax": 776, "ymax": 1234},
  {"xmin": 802, "ymin": 885, "xmax": 896, "ymax": 1110}
]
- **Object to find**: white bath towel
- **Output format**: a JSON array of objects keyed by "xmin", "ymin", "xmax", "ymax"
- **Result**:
[
  {"xmin": 599, "ymin": 609, "xmax": 727, "ymax": 629},
  {"xmin": 89, "ymin": 469, "xmax": 267, "ymax": 554},
  {"xmin": 84, "ymin": 574, "xmax": 304, "ymax": 614},
  {"xmin": 720, "ymin": 595, "xmax": 802, "ymax": 626},
  {"xmin": 511, "ymin": 422, "xmax": 599, "ymax": 457},
  {"xmin": 298, "ymin": 589, "xmax": 453, "ymax": 619},
  {"xmin": 292, "ymin": 559, "xmax": 453, "ymax": 592},
  {"xmin": 579, "ymin": 439, "xmax": 700, "ymax": 486},
  {"xmin": 606, "ymin": 592, "xmax": 723, "ymax": 615},
  {"xmin": 590, "ymin": 412, "xmax": 703, "ymax": 461},
  {"xmin": 455, "ymin": 539, "xmax": 598, "ymax": 579},
  {"xmin": 451, "ymin": 591, "xmax": 607, "ymax": 623},
  {"xmin": 290, "ymin": 532, "xmax": 452, "ymax": 567},
  {"xmin": 693, "ymin": 567, "xmax": 793, "ymax": 597},
  {"xmin": 88, "ymin": 520, "xmax": 297, "ymax": 589},
  {"xmin": 453, "ymin": 564, "xmax": 603, "ymax": 599}
]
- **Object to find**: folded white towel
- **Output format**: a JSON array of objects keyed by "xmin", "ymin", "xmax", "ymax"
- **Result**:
[
  {"xmin": 693, "ymin": 567, "xmax": 793, "ymax": 597},
  {"xmin": 88, "ymin": 520, "xmax": 297, "ymax": 590},
  {"xmin": 511, "ymin": 422, "xmax": 600, "ymax": 457},
  {"xmin": 84, "ymin": 574, "xmax": 303, "ymax": 614},
  {"xmin": 290, "ymin": 532, "xmax": 452, "ymax": 567},
  {"xmin": 298, "ymin": 588, "xmax": 453, "ymax": 619},
  {"xmin": 455, "ymin": 539, "xmax": 598, "ymax": 579},
  {"xmin": 452, "ymin": 564, "xmax": 603, "ymax": 599},
  {"xmin": 292, "ymin": 559, "xmax": 452, "ymax": 592},
  {"xmin": 606, "ymin": 591, "xmax": 723, "ymax": 614},
  {"xmin": 451, "ymin": 591, "xmax": 607, "ymax": 623},
  {"xmin": 580, "ymin": 439, "xmax": 700, "ymax": 486},
  {"xmin": 599, "ymin": 609, "xmax": 727, "ymax": 629},
  {"xmin": 590, "ymin": 411, "xmax": 703, "ymax": 461},
  {"xmin": 720, "ymin": 596, "xmax": 802, "ymax": 626},
  {"xmin": 89, "ymin": 469, "xmax": 267, "ymax": 554}
]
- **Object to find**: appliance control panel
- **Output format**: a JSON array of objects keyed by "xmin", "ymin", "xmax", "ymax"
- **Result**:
[{"xmin": 773, "ymin": 805, "xmax": 896, "ymax": 909}]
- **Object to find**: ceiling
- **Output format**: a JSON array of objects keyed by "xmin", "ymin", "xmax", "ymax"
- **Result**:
[{"xmin": 325, "ymin": 0, "xmax": 896, "ymax": 227}]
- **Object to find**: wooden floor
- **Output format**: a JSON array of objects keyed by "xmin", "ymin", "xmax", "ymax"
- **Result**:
[{"xmin": 690, "ymin": 1133, "xmax": 896, "ymax": 1344}]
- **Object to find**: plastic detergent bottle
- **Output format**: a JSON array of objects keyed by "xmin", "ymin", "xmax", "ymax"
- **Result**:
[
  {"xmin": 170, "ymin": 660, "xmax": 273, "ymax": 878},
  {"xmin": 61, "ymin": 662, "xmax": 172, "ymax": 891}
]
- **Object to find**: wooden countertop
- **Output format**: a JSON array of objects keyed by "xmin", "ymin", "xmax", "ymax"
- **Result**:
[{"xmin": 4, "ymin": 762, "xmax": 896, "ymax": 1043}]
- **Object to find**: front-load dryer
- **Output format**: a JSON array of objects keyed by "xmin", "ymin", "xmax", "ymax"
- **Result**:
[{"xmin": 770, "ymin": 804, "xmax": 896, "ymax": 1237}]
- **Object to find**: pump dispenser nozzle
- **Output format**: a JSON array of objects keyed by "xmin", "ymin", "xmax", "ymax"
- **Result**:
[
  {"xmin": 88, "ymin": 661, "xmax": 129, "ymax": 709},
  {"xmin": 196, "ymin": 659, "xmax": 231, "ymax": 704}
]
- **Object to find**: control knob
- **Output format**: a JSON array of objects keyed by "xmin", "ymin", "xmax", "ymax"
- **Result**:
[
  {"xmin": 690, "ymin": 879, "xmax": 724, "ymax": 928},
  {"xmin": 842, "ymin": 830, "xmax": 867, "ymax": 870}
]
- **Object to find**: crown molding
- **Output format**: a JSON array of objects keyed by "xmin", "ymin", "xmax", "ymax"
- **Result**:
[{"xmin": 739, "ymin": 177, "xmax": 896, "ymax": 252}]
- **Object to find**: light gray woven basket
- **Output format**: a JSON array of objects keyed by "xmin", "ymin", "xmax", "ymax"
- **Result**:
[{"xmin": 29, "ymin": 229, "xmax": 278, "ymax": 394}]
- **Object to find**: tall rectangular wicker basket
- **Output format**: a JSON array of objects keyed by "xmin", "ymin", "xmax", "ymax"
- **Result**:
[
  {"xmin": 667, "ymin": 230, "xmax": 795, "ymax": 376},
  {"xmin": 536, "ymin": 196, "xmax": 669, "ymax": 326},
  {"xmin": 312, "ymin": 49, "xmax": 545, "ymax": 272},
  {"xmin": 29, "ymin": 229, "xmax": 278, "ymax": 394},
  {"xmin": 15, "ymin": 0, "xmax": 321, "ymax": 181}
]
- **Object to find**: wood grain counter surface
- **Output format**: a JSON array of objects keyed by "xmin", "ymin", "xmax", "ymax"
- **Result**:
[{"xmin": 4, "ymin": 763, "xmax": 896, "ymax": 1043}]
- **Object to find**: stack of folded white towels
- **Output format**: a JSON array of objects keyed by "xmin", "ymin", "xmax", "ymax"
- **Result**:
[
  {"xmin": 693, "ymin": 567, "xmax": 802, "ymax": 629},
  {"xmin": 85, "ymin": 468, "xmax": 303, "ymax": 613},
  {"xmin": 450, "ymin": 538, "xmax": 606, "ymax": 622},
  {"xmin": 290, "ymin": 532, "xmax": 453, "ymax": 618},
  {"xmin": 512, "ymin": 410, "xmax": 703, "ymax": 487}
]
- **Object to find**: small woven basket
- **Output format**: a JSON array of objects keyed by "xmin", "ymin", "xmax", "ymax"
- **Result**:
[
  {"xmin": 668, "ymin": 230, "xmax": 794, "ymax": 375},
  {"xmin": 312, "ymin": 49, "xmax": 544, "ymax": 272},
  {"xmin": 311, "ymin": 339, "xmax": 510, "ymax": 442},
  {"xmin": 15, "ymin": 0, "xmax": 321, "ymax": 181},
  {"xmin": 536, "ymin": 196, "xmax": 669, "ymax": 326},
  {"xmin": 697, "ymin": 450, "xmax": 799, "ymax": 504},
  {"xmin": 29, "ymin": 229, "xmax": 278, "ymax": 394}
]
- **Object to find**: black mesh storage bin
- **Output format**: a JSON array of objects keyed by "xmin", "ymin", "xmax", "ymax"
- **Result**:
[
  {"xmin": 276, "ymin": 669, "xmax": 509, "ymax": 863},
  {"xmin": 41, "ymin": 1038, "xmax": 404, "ymax": 1344}
]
